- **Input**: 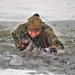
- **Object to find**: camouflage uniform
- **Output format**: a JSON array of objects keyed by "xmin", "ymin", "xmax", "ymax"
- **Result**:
[{"xmin": 12, "ymin": 22, "xmax": 64, "ymax": 50}]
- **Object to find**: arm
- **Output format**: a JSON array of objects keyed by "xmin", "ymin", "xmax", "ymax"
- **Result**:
[
  {"xmin": 12, "ymin": 23, "xmax": 29, "ymax": 50},
  {"xmin": 44, "ymin": 24, "xmax": 64, "ymax": 50}
]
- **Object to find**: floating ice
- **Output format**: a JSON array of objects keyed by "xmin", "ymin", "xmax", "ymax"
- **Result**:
[
  {"xmin": 10, "ymin": 55, "xmax": 23, "ymax": 66},
  {"xmin": 0, "ymin": 53, "xmax": 11, "ymax": 61},
  {"xmin": 3, "ymin": 51, "xmax": 11, "ymax": 57},
  {"xmin": 57, "ymin": 50, "xmax": 65, "ymax": 54}
]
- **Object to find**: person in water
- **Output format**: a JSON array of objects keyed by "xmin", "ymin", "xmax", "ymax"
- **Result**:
[{"xmin": 12, "ymin": 14, "xmax": 64, "ymax": 55}]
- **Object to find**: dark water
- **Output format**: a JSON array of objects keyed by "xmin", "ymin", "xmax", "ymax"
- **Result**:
[{"xmin": 0, "ymin": 21, "xmax": 75, "ymax": 75}]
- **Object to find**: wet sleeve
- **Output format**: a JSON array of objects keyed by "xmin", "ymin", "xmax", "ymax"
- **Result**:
[
  {"xmin": 12, "ymin": 23, "xmax": 27, "ymax": 49},
  {"xmin": 12, "ymin": 25, "xmax": 21, "ymax": 48},
  {"xmin": 44, "ymin": 25, "xmax": 64, "ymax": 50}
]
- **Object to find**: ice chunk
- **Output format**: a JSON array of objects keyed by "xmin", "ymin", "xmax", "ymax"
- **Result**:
[
  {"xmin": 57, "ymin": 50, "xmax": 65, "ymax": 54},
  {"xmin": 10, "ymin": 55, "xmax": 23, "ymax": 66},
  {"xmin": 3, "ymin": 51, "xmax": 11, "ymax": 57},
  {"xmin": 10, "ymin": 55, "xmax": 18, "ymax": 57},
  {"xmin": 0, "ymin": 54, "xmax": 11, "ymax": 61}
]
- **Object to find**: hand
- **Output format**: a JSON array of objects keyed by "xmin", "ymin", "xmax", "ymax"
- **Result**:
[
  {"xmin": 18, "ymin": 42, "xmax": 29, "ymax": 51},
  {"xmin": 19, "ymin": 36, "xmax": 31, "ymax": 51},
  {"xmin": 50, "ymin": 48, "xmax": 57, "ymax": 53},
  {"xmin": 44, "ymin": 47, "xmax": 57, "ymax": 53},
  {"xmin": 18, "ymin": 37, "xmax": 30, "ymax": 51},
  {"xmin": 44, "ymin": 47, "xmax": 50, "ymax": 52}
]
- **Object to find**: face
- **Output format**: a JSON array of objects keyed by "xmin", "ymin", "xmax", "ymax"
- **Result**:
[{"xmin": 28, "ymin": 30, "xmax": 40, "ymax": 38}]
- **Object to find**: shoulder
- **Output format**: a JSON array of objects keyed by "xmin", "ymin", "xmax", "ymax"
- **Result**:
[
  {"xmin": 12, "ymin": 22, "xmax": 28, "ymax": 36},
  {"xmin": 17, "ymin": 23, "xmax": 27, "ymax": 30},
  {"xmin": 42, "ymin": 22, "xmax": 53, "ymax": 31},
  {"xmin": 17, "ymin": 22, "xmax": 27, "ymax": 31}
]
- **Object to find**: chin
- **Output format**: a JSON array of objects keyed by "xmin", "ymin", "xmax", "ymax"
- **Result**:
[
  {"xmin": 31, "ymin": 36, "xmax": 36, "ymax": 38},
  {"xmin": 31, "ymin": 37, "xmax": 36, "ymax": 38}
]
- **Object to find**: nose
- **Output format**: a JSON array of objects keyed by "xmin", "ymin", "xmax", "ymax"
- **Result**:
[
  {"xmin": 31, "ymin": 32, "xmax": 37, "ymax": 38},
  {"xmin": 28, "ymin": 31, "xmax": 39, "ymax": 38}
]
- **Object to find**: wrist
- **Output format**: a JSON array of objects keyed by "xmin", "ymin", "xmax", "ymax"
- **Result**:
[{"xmin": 50, "ymin": 46, "xmax": 56, "ymax": 48}]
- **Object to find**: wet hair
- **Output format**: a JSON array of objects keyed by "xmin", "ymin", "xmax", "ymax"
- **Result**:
[{"xmin": 33, "ymin": 13, "xmax": 40, "ymax": 17}]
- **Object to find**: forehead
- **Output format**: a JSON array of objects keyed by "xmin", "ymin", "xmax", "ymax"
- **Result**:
[
  {"xmin": 27, "ymin": 27, "xmax": 41, "ymax": 32},
  {"xmin": 28, "ymin": 30, "xmax": 40, "ymax": 33}
]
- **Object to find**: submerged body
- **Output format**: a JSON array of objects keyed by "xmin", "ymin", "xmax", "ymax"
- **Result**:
[{"xmin": 12, "ymin": 14, "xmax": 64, "ymax": 56}]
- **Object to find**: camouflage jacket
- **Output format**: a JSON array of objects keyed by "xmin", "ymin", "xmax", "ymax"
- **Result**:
[{"xmin": 12, "ymin": 22, "xmax": 64, "ymax": 50}]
